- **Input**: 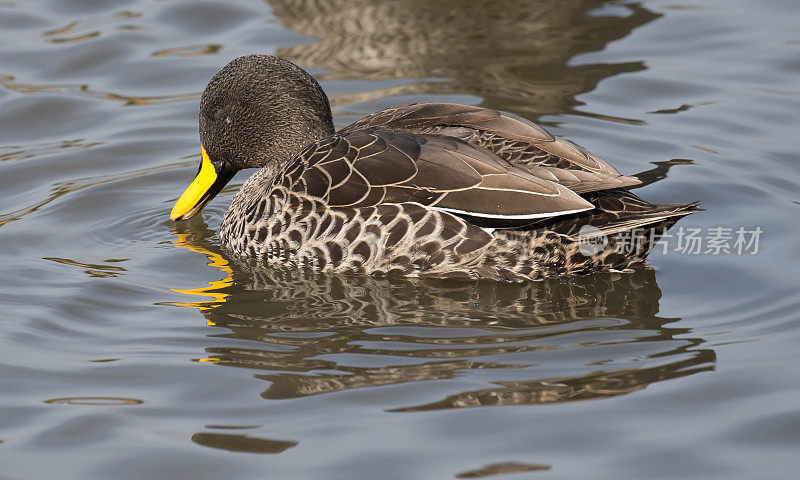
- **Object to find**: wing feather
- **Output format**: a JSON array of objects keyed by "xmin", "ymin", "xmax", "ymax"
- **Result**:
[
  {"xmin": 340, "ymin": 102, "xmax": 642, "ymax": 193},
  {"xmin": 287, "ymin": 128, "xmax": 592, "ymax": 227}
]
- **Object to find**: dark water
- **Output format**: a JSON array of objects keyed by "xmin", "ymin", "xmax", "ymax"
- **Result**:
[{"xmin": 1, "ymin": 0, "xmax": 799, "ymax": 478}]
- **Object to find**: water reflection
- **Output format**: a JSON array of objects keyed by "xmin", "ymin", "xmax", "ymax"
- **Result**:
[
  {"xmin": 171, "ymin": 222, "xmax": 714, "ymax": 410},
  {"xmin": 266, "ymin": 0, "xmax": 660, "ymax": 117},
  {"xmin": 391, "ymin": 353, "xmax": 712, "ymax": 411},
  {"xmin": 0, "ymin": 75, "xmax": 199, "ymax": 106},
  {"xmin": 191, "ymin": 432, "xmax": 297, "ymax": 454},
  {"xmin": 41, "ymin": 9, "xmax": 141, "ymax": 44},
  {"xmin": 170, "ymin": 232, "xmax": 232, "ymax": 311},
  {"xmin": 456, "ymin": 462, "xmax": 551, "ymax": 478},
  {"xmin": 42, "ymin": 257, "xmax": 127, "ymax": 278},
  {"xmin": 44, "ymin": 397, "xmax": 143, "ymax": 406},
  {"xmin": 632, "ymin": 158, "xmax": 696, "ymax": 189}
]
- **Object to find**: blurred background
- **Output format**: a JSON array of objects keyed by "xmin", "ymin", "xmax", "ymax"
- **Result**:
[{"xmin": 1, "ymin": 0, "xmax": 799, "ymax": 478}]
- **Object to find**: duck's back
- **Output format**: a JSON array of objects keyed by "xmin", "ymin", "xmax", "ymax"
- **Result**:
[{"xmin": 339, "ymin": 103, "xmax": 643, "ymax": 194}]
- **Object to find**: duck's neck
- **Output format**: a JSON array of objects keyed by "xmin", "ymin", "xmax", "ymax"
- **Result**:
[
  {"xmin": 222, "ymin": 102, "xmax": 335, "ymax": 234},
  {"xmin": 264, "ymin": 105, "xmax": 335, "ymax": 172},
  {"xmin": 220, "ymin": 164, "xmax": 276, "ymax": 239}
]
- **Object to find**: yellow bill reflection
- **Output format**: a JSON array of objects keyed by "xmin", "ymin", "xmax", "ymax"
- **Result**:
[{"xmin": 170, "ymin": 232, "xmax": 232, "ymax": 313}]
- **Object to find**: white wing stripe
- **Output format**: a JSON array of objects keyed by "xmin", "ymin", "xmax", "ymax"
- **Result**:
[{"xmin": 432, "ymin": 205, "xmax": 594, "ymax": 220}]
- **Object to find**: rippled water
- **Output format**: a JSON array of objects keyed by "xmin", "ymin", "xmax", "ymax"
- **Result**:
[{"xmin": 1, "ymin": 0, "xmax": 799, "ymax": 478}]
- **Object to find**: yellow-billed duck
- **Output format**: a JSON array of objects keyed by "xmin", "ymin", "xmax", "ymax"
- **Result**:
[{"xmin": 171, "ymin": 55, "xmax": 698, "ymax": 281}]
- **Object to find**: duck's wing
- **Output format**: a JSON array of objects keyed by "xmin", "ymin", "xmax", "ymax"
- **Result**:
[
  {"xmin": 339, "ymin": 103, "xmax": 642, "ymax": 194},
  {"xmin": 282, "ymin": 128, "xmax": 593, "ymax": 226}
]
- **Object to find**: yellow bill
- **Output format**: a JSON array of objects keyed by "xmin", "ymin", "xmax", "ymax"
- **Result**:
[{"xmin": 170, "ymin": 146, "xmax": 232, "ymax": 221}]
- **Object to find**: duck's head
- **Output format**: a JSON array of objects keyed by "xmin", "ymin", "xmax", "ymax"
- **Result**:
[{"xmin": 170, "ymin": 55, "xmax": 334, "ymax": 221}]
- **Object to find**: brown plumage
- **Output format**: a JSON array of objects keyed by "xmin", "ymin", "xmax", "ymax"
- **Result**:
[{"xmin": 172, "ymin": 55, "xmax": 699, "ymax": 281}]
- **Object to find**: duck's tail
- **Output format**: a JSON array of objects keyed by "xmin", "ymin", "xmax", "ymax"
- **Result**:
[
  {"xmin": 574, "ymin": 192, "xmax": 700, "ymax": 238},
  {"xmin": 495, "ymin": 189, "xmax": 702, "ymax": 278}
]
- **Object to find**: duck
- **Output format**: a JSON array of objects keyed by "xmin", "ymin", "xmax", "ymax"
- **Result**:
[{"xmin": 170, "ymin": 55, "xmax": 698, "ymax": 281}]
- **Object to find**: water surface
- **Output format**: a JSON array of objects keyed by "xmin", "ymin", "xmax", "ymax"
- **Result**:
[{"xmin": 1, "ymin": 0, "xmax": 799, "ymax": 478}]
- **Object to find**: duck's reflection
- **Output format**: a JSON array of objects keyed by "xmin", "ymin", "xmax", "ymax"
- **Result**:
[
  {"xmin": 170, "ymin": 232, "xmax": 232, "ymax": 312},
  {"xmin": 171, "ymin": 222, "xmax": 714, "ymax": 410},
  {"xmin": 391, "ymin": 353, "xmax": 712, "ymax": 411},
  {"xmin": 265, "ymin": 0, "xmax": 660, "ymax": 117}
]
